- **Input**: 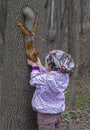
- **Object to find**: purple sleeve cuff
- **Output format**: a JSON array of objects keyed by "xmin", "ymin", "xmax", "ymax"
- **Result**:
[{"xmin": 32, "ymin": 66, "xmax": 39, "ymax": 70}]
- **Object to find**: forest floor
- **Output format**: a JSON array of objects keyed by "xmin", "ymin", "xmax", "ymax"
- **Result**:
[
  {"xmin": 0, "ymin": 23, "xmax": 90, "ymax": 130},
  {"xmin": 61, "ymin": 75, "xmax": 90, "ymax": 130}
]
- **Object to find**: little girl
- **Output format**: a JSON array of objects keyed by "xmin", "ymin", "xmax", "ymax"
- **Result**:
[{"xmin": 27, "ymin": 50, "xmax": 74, "ymax": 130}]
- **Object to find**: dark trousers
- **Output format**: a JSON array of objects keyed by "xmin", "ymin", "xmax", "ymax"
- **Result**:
[{"xmin": 37, "ymin": 112, "xmax": 61, "ymax": 130}]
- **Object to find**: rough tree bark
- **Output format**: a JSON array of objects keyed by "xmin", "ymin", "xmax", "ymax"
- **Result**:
[{"xmin": 0, "ymin": 0, "xmax": 45, "ymax": 130}]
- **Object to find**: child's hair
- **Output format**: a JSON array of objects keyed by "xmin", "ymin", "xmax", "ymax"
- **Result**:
[{"xmin": 45, "ymin": 50, "xmax": 75, "ymax": 73}]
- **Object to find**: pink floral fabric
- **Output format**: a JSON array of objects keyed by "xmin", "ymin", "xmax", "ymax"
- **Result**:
[{"xmin": 29, "ymin": 67, "xmax": 69, "ymax": 114}]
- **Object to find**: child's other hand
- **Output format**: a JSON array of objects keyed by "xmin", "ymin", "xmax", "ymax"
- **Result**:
[{"xmin": 27, "ymin": 59, "xmax": 37, "ymax": 66}]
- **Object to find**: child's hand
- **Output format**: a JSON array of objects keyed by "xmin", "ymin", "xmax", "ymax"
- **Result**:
[
  {"xmin": 27, "ymin": 59, "xmax": 37, "ymax": 66},
  {"xmin": 37, "ymin": 57, "xmax": 43, "ymax": 67}
]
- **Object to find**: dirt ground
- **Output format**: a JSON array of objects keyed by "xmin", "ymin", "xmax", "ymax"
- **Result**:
[
  {"xmin": 61, "ymin": 76, "xmax": 90, "ymax": 130},
  {"xmin": 61, "ymin": 109, "xmax": 90, "ymax": 130}
]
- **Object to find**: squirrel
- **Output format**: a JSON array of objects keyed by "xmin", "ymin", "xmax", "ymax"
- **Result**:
[{"xmin": 17, "ymin": 6, "xmax": 40, "ymax": 62}]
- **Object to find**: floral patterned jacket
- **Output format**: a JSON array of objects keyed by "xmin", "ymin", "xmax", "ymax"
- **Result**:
[{"xmin": 29, "ymin": 66, "xmax": 69, "ymax": 114}]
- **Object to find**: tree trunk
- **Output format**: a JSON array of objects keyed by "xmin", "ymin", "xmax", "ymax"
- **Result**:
[
  {"xmin": 56, "ymin": 0, "xmax": 62, "ymax": 49},
  {"xmin": 80, "ymin": 0, "xmax": 84, "ymax": 34},
  {"xmin": 0, "ymin": 0, "xmax": 45, "ymax": 130},
  {"xmin": 0, "ymin": 0, "xmax": 5, "ymax": 41},
  {"xmin": 61, "ymin": 0, "xmax": 68, "ymax": 44},
  {"xmin": 68, "ymin": 0, "xmax": 80, "ymax": 108},
  {"xmin": 87, "ymin": 0, "xmax": 90, "ymax": 22}
]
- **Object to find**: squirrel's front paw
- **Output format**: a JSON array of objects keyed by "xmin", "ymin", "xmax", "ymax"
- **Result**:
[
  {"xmin": 36, "ymin": 17, "xmax": 38, "ymax": 23},
  {"xmin": 16, "ymin": 21, "xmax": 23, "ymax": 26}
]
